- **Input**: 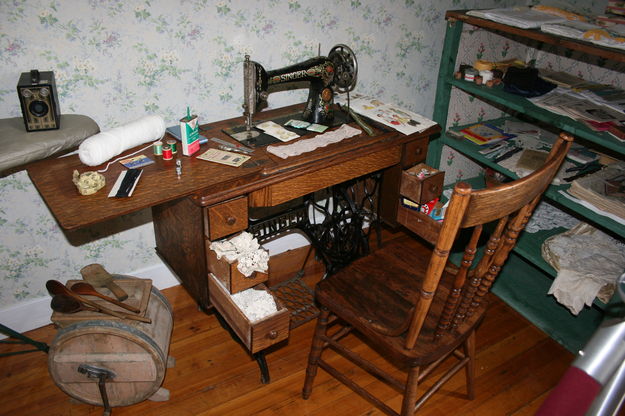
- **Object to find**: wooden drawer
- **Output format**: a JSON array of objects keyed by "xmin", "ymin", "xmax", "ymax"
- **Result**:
[
  {"xmin": 396, "ymin": 203, "xmax": 441, "ymax": 246},
  {"xmin": 207, "ymin": 242, "xmax": 269, "ymax": 294},
  {"xmin": 249, "ymin": 145, "xmax": 400, "ymax": 207},
  {"xmin": 208, "ymin": 274, "xmax": 290, "ymax": 354},
  {"xmin": 399, "ymin": 163, "xmax": 444, "ymax": 204},
  {"xmin": 401, "ymin": 138, "xmax": 428, "ymax": 167},
  {"xmin": 204, "ymin": 196, "xmax": 248, "ymax": 240}
]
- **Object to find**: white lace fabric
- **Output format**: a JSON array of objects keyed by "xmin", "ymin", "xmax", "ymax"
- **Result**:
[
  {"xmin": 266, "ymin": 124, "xmax": 362, "ymax": 159},
  {"xmin": 543, "ymin": 223, "xmax": 625, "ymax": 314},
  {"xmin": 231, "ymin": 287, "xmax": 278, "ymax": 322},
  {"xmin": 209, "ymin": 232, "xmax": 269, "ymax": 277}
]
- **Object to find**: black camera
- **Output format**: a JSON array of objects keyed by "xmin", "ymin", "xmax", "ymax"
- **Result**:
[{"xmin": 17, "ymin": 70, "xmax": 60, "ymax": 132}]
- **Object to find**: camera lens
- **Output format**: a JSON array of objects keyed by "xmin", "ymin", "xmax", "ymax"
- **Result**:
[{"xmin": 29, "ymin": 100, "xmax": 49, "ymax": 117}]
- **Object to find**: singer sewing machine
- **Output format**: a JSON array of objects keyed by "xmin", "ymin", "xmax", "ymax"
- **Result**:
[{"xmin": 226, "ymin": 44, "xmax": 358, "ymax": 147}]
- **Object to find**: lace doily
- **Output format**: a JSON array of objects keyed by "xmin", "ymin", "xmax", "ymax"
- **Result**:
[
  {"xmin": 266, "ymin": 124, "xmax": 361, "ymax": 159},
  {"xmin": 231, "ymin": 287, "xmax": 278, "ymax": 322},
  {"xmin": 209, "ymin": 232, "xmax": 269, "ymax": 277},
  {"xmin": 525, "ymin": 201, "xmax": 580, "ymax": 233}
]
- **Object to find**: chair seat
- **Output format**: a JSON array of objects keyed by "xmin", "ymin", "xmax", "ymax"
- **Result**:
[{"xmin": 315, "ymin": 234, "xmax": 487, "ymax": 366}]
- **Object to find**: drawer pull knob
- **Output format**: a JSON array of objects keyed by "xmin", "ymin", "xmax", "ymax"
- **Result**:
[
  {"xmin": 415, "ymin": 148, "xmax": 422, "ymax": 155},
  {"xmin": 268, "ymin": 330, "xmax": 278, "ymax": 339},
  {"xmin": 226, "ymin": 216, "xmax": 237, "ymax": 225}
]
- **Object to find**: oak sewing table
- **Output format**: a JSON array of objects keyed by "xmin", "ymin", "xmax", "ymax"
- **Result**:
[{"xmin": 27, "ymin": 103, "xmax": 440, "ymax": 381}]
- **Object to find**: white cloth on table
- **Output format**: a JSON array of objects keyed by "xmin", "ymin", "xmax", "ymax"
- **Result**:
[{"xmin": 266, "ymin": 124, "xmax": 362, "ymax": 159}]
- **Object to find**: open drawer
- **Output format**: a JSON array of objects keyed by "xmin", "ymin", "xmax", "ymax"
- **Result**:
[
  {"xmin": 208, "ymin": 273, "xmax": 290, "ymax": 353},
  {"xmin": 396, "ymin": 203, "xmax": 442, "ymax": 246},
  {"xmin": 206, "ymin": 238, "xmax": 269, "ymax": 294}
]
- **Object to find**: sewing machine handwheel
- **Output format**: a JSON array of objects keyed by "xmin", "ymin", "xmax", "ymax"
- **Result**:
[{"xmin": 329, "ymin": 44, "xmax": 358, "ymax": 93}]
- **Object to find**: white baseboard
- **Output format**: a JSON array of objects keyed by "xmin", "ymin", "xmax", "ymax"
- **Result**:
[{"xmin": 0, "ymin": 296, "xmax": 55, "ymax": 338}]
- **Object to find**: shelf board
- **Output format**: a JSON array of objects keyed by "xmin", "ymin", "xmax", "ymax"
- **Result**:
[
  {"xmin": 446, "ymin": 10, "xmax": 625, "ymax": 64},
  {"xmin": 516, "ymin": 228, "xmax": 561, "ymax": 278},
  {"xmin": 441, "ymin": 128, "xmax": 625, "ymax": 239},
  {"xmin": 447, "ymin": 78, "xmax": 625, "ymax": 157}
]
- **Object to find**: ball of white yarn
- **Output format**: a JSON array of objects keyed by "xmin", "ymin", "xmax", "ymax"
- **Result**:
[{"xmin": 78, "ymin": 115, "xmax": 166, "ymax": 166}]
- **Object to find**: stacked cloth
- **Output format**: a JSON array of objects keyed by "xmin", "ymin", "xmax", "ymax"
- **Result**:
[{"xmin": 543, "ymin": 223, "xmax": 625, "ymax": 314}]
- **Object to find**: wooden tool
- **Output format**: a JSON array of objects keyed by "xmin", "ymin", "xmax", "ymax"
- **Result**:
[
  {"xmin": 80, "ymin": 264, "xmax": 128, "ymax": 301},
  {"xmin": 50, "ymin": 294, "xmax": 97, "ymax": 314},
  {"xmin": 46, "ymin": 280, "xmax": 151, "ymax": 324},
  {"xmin": 70, "ymin": 282, "xmax": 141, "ymax": 313}
]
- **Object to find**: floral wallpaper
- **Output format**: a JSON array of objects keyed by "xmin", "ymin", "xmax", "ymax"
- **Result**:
[{"xmin": 0, "ymin": 0, "xmax": 605, "ymax": 318}]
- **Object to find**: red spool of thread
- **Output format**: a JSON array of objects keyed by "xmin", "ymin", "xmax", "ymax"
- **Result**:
[{"xmin": 162, "ymin": 144, "xmax": 173, "ymax": 160}]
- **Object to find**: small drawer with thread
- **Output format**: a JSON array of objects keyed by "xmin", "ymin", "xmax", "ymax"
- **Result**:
[{"xmin": 400, "ymin": 163, "xmax": 445, "ymax": 204}]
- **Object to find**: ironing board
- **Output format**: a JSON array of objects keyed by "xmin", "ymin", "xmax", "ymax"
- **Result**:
[{"xmin": 0, "ymin": 114, "xmax": 99, "ymax": 176}]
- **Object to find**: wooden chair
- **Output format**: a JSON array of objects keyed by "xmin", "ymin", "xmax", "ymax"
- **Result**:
[{"xmin": 302, "ymin": 132, "xmax": 573, "ymax": 415}]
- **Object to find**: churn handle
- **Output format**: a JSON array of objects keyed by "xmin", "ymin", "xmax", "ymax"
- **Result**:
[{"xmin": 77, "ymin": 364, "xmax": 116, "ymax": 416}]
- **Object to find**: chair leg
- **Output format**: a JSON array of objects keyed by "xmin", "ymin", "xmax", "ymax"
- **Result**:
[
  {"xmin": 401, "ymin": 366, "xmax": 420, "ymax": 416},
  {"xmin": 463, "ymin": 331, "xmax": 476, "ymax": 400},
  {"xmin": 302, "ymin": 306, "xmax": 331, "ymax": 399}
]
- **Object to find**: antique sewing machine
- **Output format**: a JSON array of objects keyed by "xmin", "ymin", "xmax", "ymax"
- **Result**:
[{"xmin": 227, "ymin": 44, "xmax": 358, "ymax": 146}]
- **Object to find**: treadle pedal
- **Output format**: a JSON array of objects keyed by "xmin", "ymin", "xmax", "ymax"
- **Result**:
[{"xmin": 270, "ymin": 276, "xmax": 319, "ymax": 328}]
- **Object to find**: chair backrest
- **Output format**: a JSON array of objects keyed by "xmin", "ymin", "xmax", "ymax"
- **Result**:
[{"xmin": 404, "ymin": 132, "xmax": 573, "ymax": 349}]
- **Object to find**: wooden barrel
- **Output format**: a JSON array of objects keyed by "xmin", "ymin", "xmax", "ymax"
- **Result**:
[{"xmin": 48, "ymin": 287, "xmax": 173, "ymax": 407}]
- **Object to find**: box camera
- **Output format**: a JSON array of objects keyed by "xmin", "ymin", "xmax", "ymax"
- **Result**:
[{"xmin": 17, "ymin": 70, "xmax": 60, "ymax": 132}]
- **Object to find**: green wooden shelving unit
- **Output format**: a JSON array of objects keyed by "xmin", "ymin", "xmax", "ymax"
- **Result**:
[{"xmin": 430, "ymin": 10, "xmax": 625, "ymax": 352}]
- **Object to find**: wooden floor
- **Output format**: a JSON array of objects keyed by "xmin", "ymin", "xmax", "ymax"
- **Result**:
[
  {"xmin": 1, "ymin": 286, "xmax": 573, "ymax": 416},
  {"xmin": 1, "ymin": 228, "xmax": 575, "ymax": 416}
]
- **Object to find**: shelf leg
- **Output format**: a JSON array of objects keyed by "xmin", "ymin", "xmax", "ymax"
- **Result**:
[{"xmin": 428, "ymin": 18, "xmax": 464, "ymax": 168}]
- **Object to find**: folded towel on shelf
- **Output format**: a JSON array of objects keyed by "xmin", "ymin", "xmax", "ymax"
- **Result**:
[{"xmin": 542, "ymin": 223, "xmax": 625, "ymax": 314}]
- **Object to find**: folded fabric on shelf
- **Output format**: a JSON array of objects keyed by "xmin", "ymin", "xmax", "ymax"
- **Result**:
[{"xmin": 543, "ymin": 223, "xmax": 625, "ymax": 314}]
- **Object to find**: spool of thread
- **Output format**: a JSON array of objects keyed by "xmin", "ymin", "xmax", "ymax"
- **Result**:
[
  {"xmin": 153, "ymin": 141, "xmax": 163, "ymax": 156},
  {"xmin": 166, "ymin": 139, "xmax": 177, "ymax": 154},
  {"xmin": 162, "ymin": 144, "xmax": 173, "ymax": 160},
  {"xmin": 78, "ymin": 115, "xmax": 166, "ymax": 166},
  {"xmin": 464, "ymin": 68, "xmax": 477, "ymax": 82}
]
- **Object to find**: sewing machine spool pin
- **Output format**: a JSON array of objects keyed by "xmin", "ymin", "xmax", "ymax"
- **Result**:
[{"xmin": 239, "ymin": 55, "xmax": 261, "ymax": 143}]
